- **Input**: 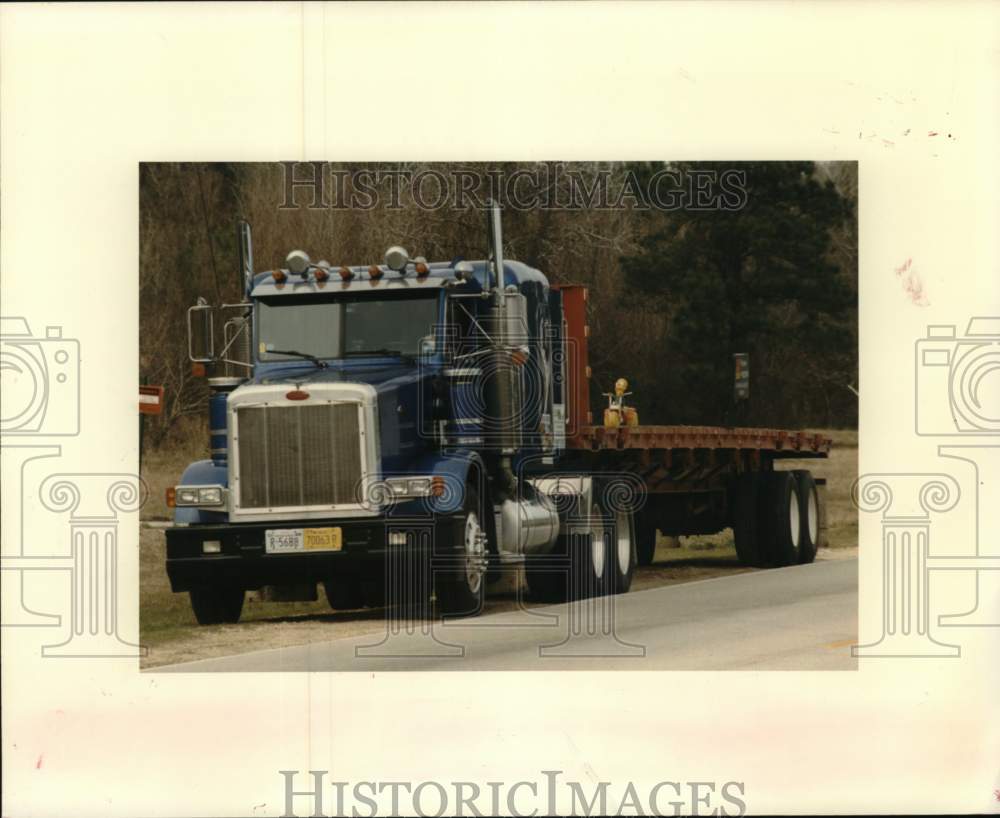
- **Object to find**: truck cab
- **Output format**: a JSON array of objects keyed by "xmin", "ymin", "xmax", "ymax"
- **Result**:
[{"xmin": 165, "ymin": 221, "xmax": 579, "ymax": 623}]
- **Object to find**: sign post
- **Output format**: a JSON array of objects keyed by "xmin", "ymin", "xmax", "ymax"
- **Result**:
[
  {"xmin": 138, "ymin": 384, "xmax": 164, "ymax": 472},
  {"xmin": 732, "ymin": 352, "xmax": 749, "ymax": 424}
]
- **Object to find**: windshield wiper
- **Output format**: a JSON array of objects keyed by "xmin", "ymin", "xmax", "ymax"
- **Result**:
[
  {"xmin": 343, "ymin": 348, "xmax": 412, "ymax": 360},
  {"xmin": 267, "ymin": 349, "xmax": 328, "ymax": 369}
]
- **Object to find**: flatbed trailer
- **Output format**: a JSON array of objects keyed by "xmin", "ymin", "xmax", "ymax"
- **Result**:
[
  {"xmin": 552, "ymin": 424, "xmax": 831, "ymax": 567},
  {"xmin": 166, "ymin": 211, "xmax": 835, "ymax": 623}
]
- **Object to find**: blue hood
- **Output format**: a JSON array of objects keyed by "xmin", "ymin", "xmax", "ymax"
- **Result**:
[{"xmin": 255, "ymin": 360, "xmax": 440, "ymax": 468}]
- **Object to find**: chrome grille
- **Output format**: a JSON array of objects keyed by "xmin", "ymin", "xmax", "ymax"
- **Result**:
[{"xmin": 235, "ymin": 402, "xmax": 362, "ymax": 509}]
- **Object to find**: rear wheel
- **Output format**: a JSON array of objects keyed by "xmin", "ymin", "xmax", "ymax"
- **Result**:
[
  {"xmin": 435, "ymin": 486, "xmax": 487, "ymax": 617},
  {"xmin": 189, "ymin": 586, "xmax": 244, "ymax": 625},
  {"xmin": 732, "ymin": 473, "xmax": 766, "ymax": 567},
  {"xmin": 759, "ymin": 471, "xmax": 802, "ymax": 567},
  {"xmin": 635, "ymin": 513, "xmax": 657, "ymax": 566},
  {"xmin": 609, "ymin": 507, "xmax": 636, "ymax": 594},
  {"xmin": 526, "ymin": 500, "xmax": 608, "ymax": 602},
  {"xmin": 570, "ymin": 502, "xmax": 608, "ymax": 599},
  {"xmin": 792, "ymin": 470, "xmax": 820, "ymax": 564}
]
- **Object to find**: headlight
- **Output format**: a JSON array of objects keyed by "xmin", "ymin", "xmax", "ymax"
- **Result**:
[
  {"xmin": 199, "ymin": 487, "xmax": 223, "ymax": 505},
  {"xmin": 177, "ymin": 488, "xmax": 199, "ymax": 505},
  {"xmin": 407, "ymin": 478, "xmax": 432, "ymax": 496},
  {"xmin": 172, "ymin": 485, "xmax": 227, "ymax": 508},
  {"xmin": 384, "ymin": 476, "xmax": 441, "ymax": 499}
]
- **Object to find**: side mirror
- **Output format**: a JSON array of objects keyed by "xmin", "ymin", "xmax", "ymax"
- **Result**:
[{"xmin": 187, "ymin": 302, "xmax": 214, "ymax": 362}]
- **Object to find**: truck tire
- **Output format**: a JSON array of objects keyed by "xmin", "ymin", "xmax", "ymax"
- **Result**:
[
  {"xmin": 323, "ymin": 577, "xmax": 364, "ymax": 611},
  {"xmin": 609, "ymin": 507, "xmax": 636, "ymax": 594},
  {"xmin": 434, "ymin": 485, "xmax": 487, "ymax": 617},
  {"xmin": 792, "ymin": 470, "xmax": 820, "ymax": 564},
  {"xmin": 759, "ymin": 471, "xmax": 802, "ymax": 567},
  {"xmin": 635, "ymin": 514, "xmax": 657, "ymax": 567},
  {"xmin": 732, "ymin": 473, "xmax": 766, "ymax": 567},
  {"xmin": 526, "ymin": 502, "xmax": 608, "ymax": 602},
  {"xmin": 570, "ymin": 502, "xmax": 609, "ymax": 600},
  {"xmin": 189, "ymin": 586, "xmax": 244, "ymax": 625}
]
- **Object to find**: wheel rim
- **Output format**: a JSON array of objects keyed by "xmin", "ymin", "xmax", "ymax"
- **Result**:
[
  {"xmin": 464, "ymin": 512, "xmax": 486, "ymax": 594},
  {"xmin": 807, "ymin": 487, "xmax": 818, "ymax": 544},
  {"xmin": 590, "ymin": 504, "xmax": 605, "ymax": 579},
  {"xmin": 789, "ymin": 486, "xmax": 801, "ymax": 549},
  {"xmin": 615, "ymin": 510, "xmax": 631, "ymax": 575}
]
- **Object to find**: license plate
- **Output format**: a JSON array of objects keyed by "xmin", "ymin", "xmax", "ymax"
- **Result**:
[{"xmin": 265, "ymin": 527, "xmax": 342, "ymax": 554}]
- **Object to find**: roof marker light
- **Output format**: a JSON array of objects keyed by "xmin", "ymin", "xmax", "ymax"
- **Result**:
[
  {"xmin": 414, "ymin": 256, "xmax": 429, "ymax": 276},
  {"xmin": 384, "ymin": 246, "xmax": 409, "ymax": 273},
  {"xmin": 368, "ymin": 265, "xmax": 383, "ymax": 280},
  {"xmin": 339, "ymin": 266, "xmax": 354, "ymax": 281},
  {"xmin": 285, "ymin": 250, "xmax": 311, "ymax": 277},
  {"xmin": 273, "ymin": 269, "xmax": 287, "ymax": 284}
]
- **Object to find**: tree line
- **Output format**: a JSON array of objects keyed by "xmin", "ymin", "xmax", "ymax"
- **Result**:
[{"xmin": 139, "ymin": 161, "xmax": 857, "ymax": 449}]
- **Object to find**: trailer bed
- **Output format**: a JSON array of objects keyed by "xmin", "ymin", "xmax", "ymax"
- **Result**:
[{"xmin": 570, "ymin": 425, "xmax": 832, "ymax": 458}]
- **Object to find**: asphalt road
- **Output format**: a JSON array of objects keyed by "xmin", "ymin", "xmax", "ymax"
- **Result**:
[{"xmin": 154, "ymin": 558, "xmax": 857, "ymax": 672}]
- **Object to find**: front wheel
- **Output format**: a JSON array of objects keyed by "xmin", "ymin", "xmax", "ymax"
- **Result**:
[
  {"xmin": 434, "ymin": 486, "xmax": 488, "ymax": 617},
  {"xmin": 189, "ymin": 586, "xmax": 244, "ymax": 625}
]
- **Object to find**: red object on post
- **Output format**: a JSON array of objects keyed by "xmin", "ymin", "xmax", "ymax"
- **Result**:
[
  {"xmin": 139, "ymin": 385, "xmax": 164, "ymax": 415},
  {"xmin": 552, "ymin": 284, "xmax": 591, "ymax": 445}
]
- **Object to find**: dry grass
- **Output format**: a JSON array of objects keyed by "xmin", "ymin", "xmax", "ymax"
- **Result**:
[{"xmin": 140, "ymin": 439, "xmax": 206, "ymax": 521}]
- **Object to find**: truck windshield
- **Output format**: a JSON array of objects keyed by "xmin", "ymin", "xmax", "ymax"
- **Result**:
[{"xmin": 257, "ymin": 292, "xmax": 439, "ymax": 362}]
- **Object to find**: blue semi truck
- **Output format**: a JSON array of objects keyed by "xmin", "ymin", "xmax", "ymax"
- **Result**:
[{"xmin": 164, "ymin": 207, "xmax": 831, "ymax": 623}]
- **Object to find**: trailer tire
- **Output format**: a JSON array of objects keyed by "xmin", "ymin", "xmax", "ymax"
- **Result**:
[
  {"xmin": 732, "ymin": 473, "xmax": 766, "ymax": 567},
  {"xmin": 635, "ymin": 515, "xmax": 657, "ymax": 567},
  {"xmin": 189, "ymin": 586, "xmax": 244, "ymax": 625},
  {"xmin": 434, "ymin": 485, "xmax": 487, "ymax": 618},
  {"xmin": 792, "ymin": 470, "xmax": 820, "ymax": 564},
  {"xmin": 323, "ymin": 577, "xmax": 364, "ymax": 611},
  {"xmin": 759, "ymin": 471, "xmax": 802, "ymax": 567}
]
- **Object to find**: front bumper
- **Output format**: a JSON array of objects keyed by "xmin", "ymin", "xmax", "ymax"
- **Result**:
[{"xmin": 165, "ymin": 515, "xmax": 464, "ymax": 592}]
